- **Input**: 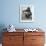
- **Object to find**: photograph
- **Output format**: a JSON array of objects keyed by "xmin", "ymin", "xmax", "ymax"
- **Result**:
[{"xmin": 20, "ymin": 5, "xmax": 34, "ymax": 22}]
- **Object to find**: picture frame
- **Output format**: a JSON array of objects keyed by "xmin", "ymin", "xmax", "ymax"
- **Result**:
[{"xmin": 20, "ymin": 4, "xmax": 34, "ymax": 22}]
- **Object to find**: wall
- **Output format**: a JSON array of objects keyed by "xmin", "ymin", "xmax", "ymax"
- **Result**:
[{"xmin": 0, "ymin": 0, "xmax": 46, "ymax": 29}]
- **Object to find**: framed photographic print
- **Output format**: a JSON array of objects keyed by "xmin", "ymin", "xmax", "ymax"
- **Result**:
[{"xmin": 20, "ymin": 5, "xmax": 34, "ymax": 22}]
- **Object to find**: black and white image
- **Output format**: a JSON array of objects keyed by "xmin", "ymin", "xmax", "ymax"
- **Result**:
[{"xmin": 20, "ymin": 5, "xmax": 34, "ymax": 22}]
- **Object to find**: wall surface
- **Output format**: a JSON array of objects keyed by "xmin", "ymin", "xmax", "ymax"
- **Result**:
[{"xmin": 0, "ymin": 0, "xmax": 46, "ymax": 29}]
